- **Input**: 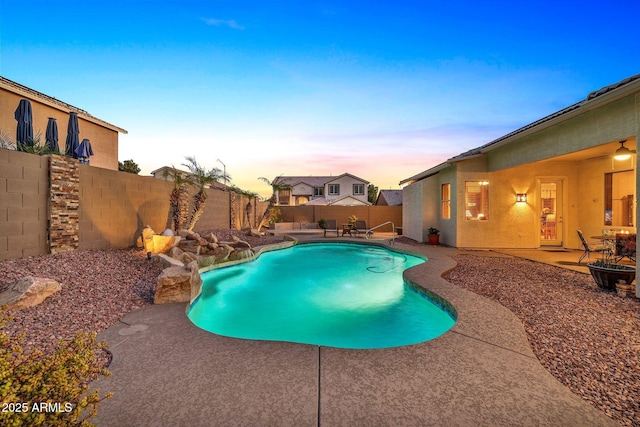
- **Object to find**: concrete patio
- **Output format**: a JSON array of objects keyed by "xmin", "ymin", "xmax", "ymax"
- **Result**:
[{"xmin": 92, "ymin": 242, "xmax": 617, "ymax": 426}]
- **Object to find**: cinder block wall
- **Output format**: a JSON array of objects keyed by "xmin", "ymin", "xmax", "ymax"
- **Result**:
[
  {"xmin": 0, "ymin": 149, "xmax": 49, "ymax": 260},
  {"xmin": 78, "ymin": 166, "xmax": 234, "ymax": 250},
  {"xmin": 278, "ymin": 205, "xmax": 402, "ymax": 232}
]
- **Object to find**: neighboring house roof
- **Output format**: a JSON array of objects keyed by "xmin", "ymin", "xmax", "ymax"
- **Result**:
[
  {"xmin": 0, "ymin": 76, "xmax": 128, "ymax": 134},
  {"xmin": 376, "ymin": 190, "xmax": 403, "ymax": 206},
  {"xmin": 400, "ymin": 73, "xmax": 640, "ymax": 185},
  {"xmin": 274, "ymin": 173, "xmax": 369, "ymax": 188}
]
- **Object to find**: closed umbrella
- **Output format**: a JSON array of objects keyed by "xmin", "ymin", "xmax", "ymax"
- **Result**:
[
  {"xmin": 45, "ymin": 118, "xmax": 59, "ymax": 153},
  {"xmin": 14, "ymin": 99, "xmax": 34, "ymax": 151},
  {"xmin": 65, "ymin": 112, "xmax": 80, "ymax": 157},
  {"xmin": 75, "ymin": 138, "xmax": 93, "ymax": 165}
]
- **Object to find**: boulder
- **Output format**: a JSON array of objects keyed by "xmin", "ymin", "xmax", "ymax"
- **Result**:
[
  {"xmin": 151, "ymin": 235, "xmax": 180, "ymax": 255},
  {"xmin": 232, "ymin": 239, "xmax": 251, "ymax": 250},
  {"xmin": 168, "ymin": 246, "xmax": 184, "ymax": 258},
  {"xmin": 249, "ymin": 229, "xmax": 263, "ymax": 238},
  {"xmin": 0, "ymin": 277, "xmax": 62, "ymax": 310},
  {"xmin": 198, "ymin": 255, "xmax": 217, "ymax": 269},
  {"xmin": 204, "ymin": 233, "xmax": 218, "ymax": 244},
  {"xmin": 155, "ymin": 262, "xmax": 201, "ymax": 304},
  {"xmin": 212, "ymin": 245, "xmax": 233, "ymax": 263},
  {"xmin": 151, "ymin": 253, "xmax": 184, "ymax": 269},
  {"xmin": 229, "ymin": 248, "xmax": 255, "ymax": 261},
  {"xmin": 160, "ymin": 228, "xmax": 174, "ymax": 236},
  {"xmin": 177, "ymin": 251, "xmax": 199, "ymax": 265}
]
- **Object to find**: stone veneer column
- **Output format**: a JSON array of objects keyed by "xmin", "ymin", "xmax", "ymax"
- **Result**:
[{"xmin": 49, "ymin": 155, "xmax": 79, "ymax": 254}]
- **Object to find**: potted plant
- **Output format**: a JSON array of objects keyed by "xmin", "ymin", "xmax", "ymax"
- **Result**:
[
  {"xmin": 587, "ymin": 259, "xmax": 636, "ymax": 291},
  {"xmin": 427, "ymin": 227, "xmax": 440, "ymax": 245},
  {"xmin": 318, "ymin": 218, "xmax": 327, "ymax": 230}
]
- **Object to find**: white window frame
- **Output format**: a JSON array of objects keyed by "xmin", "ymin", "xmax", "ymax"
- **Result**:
[
  {"xmin": 353, "ymin": 183, "xmax": 365, "ymax": 196},
  {"xmin": 328, "ymin": 184, "xmax": 340, "ymax": 195}
]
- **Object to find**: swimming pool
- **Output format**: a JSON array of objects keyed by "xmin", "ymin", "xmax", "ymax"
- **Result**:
[{"xmin": 188, "ymin": 242, "xmax": 455, "ymax": 349}]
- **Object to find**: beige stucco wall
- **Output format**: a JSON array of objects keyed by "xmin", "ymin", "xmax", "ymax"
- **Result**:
[{"xmin": 0, "ymin": 86, "xmax": 120, "ymax": 170}]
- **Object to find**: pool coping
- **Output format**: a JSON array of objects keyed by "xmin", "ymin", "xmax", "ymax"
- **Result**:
[{"xmin": 91, "ymin": 240, "xmax": 618, "ymax": 426}]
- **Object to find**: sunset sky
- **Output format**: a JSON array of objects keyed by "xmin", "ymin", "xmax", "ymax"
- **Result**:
[{"xmin": 2, "ymin": 0, "xmax": 639, "ymax": 198}]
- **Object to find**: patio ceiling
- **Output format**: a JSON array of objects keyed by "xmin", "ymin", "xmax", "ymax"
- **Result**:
[{"xmin": 549, "ymin": 139, "xmax": 636, "ymax": 162}]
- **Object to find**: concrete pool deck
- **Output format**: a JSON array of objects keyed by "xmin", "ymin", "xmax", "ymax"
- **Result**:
[{"xmin": 92, "ymin": 241, "xmax": 617, "ymax": 426}]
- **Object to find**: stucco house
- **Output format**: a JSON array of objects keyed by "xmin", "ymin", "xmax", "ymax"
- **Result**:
[
  {"xmin": 400, "ymin": 73, "xmax": 639, "ymax": 252},
  {"xmin": 0, "ymin": 76, "xmax": 127, "ymax": 170},
  {"xmin": 273, "ymin": 174, "xmax": 371, "ymax": 206}
]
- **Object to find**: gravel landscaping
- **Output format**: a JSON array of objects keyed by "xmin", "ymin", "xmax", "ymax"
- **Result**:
[
  {"xmin": 1, "ymin": 232, "xmax": 638, "ymax": 426},
  {"xmin": 443, "ymin": 253, "xmax": 640, "ymax": 427}
]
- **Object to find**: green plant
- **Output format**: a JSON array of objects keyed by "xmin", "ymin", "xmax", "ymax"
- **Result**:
[
  {"xmin": 318, "ymin": 218, "xmax": 327, "ymax": 229},
  {"xmin": 589, "ymin": 259, "xmax": 633, "ymax": 270},
  {"xmin": 0, "ymin": 129, "xmax": 16, "ymax": 150},
  {"xmin": 348, "ymin": 215, "xmax": 358, "ymax": 226},
  {"xmin": 269, "ymin": 207, "xmax": 282, "ymax": 224},
  {"xmin": 118, "ymin": 159, "xmax": 141, "ymax": 174},
  {"xmin": 428, "ymin": 227, "xmax": 439, "ymax": 235},
  {"xmin": 0, "ymin": 312, "xmax": 112, "ymax": 426}
]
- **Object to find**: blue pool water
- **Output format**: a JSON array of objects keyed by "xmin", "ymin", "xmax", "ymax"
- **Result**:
[{"xmin": 188, "ymin": 243, "xmax": 455, "ymax": 349}]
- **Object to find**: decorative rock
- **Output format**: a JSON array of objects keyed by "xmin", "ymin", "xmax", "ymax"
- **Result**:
[
  {"xmin": 154, "ymin": 262, "xmax": 201, "ymax": 304},
  {"xmin": 169, "ymin": 246, "xmax": 184, "ymax": 258},
  {"xmin": 232, "ymin": 240, "xmax": 251, "ymax": 250},
  {"xmin": 177, "ymin": 252, "xmax": 199, "ymax": 265},
  {"xmin": 249, "ymin": 229, "xmax": 263, "ymax": 238},
  {"xmin": 142, "ymin": 226, "xmax": 156, "ymax": 254},
  {"xmin": 212, "ymin": 245, "xmax": 233, "ymax": 263},
  {"xmin": 160, "ymin": 228, "xmax": 174, "ymax": 236},
  {"xmin": 187, "ymin": 261, "xmax": 203, "ymax": 302},
  {"xmin": 207, "ymin": 242, "xmax": 219, "ymax": 250},
  {"xmin": 151, "ymin": 253, "xmax": 184, "ymax": 269},
  {"xmin": 229, "ymin": 248, "xmax": 255, "ymax": 261},
  {"xmin": 151, "ymin": 235, "xmax": 180, "ymax": 255},
  {"xmin": 204, "ymin": 233, "xmax": 218, "ymax": 244},
  {"xmin": 198, "ymin": 255, "xmax": 217, "ymax": 268},
  {"xmin": 0, "ymin": 277, "xmax": 62, "ymax": 310}
]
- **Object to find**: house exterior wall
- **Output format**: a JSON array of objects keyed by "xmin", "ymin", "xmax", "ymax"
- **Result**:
[
  {"xmin": 0, "ymin": 86, "xmax": 120, "ymax": 170},
  {"xmin": 325, "ymin": 175, "xmax": 368, "ymax": 204}
]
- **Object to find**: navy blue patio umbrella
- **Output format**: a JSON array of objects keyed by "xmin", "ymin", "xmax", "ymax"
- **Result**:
[
  {"xmin": 14, "ymin": 99, "xmax": 34, "ymax": 151},
  {"xmin": 45, "ymin": 117, "xmax": 59, "ymax": 153},
  {"xmin": 75, "ymin": 138, "xmax": 93, "ymax": 165},
  {"xmin": 65, "ymin": 112, "xmax": 80, "ymax": 157}
]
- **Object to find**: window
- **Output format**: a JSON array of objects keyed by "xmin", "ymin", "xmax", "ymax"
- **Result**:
[
  {"xmin": 604, "ymin": 170, "xmax": 635, "ymax": 226},
  {"xmin": 314, "ymin": 187, "xmax": 324, "ymax": 197},
  {"xmin": 465, "ymin": 181, "xmax": 489, "ymax": 220},
  {"xmin": 353, "ymin": 184, "xmax": 365, "ymax": 195},
  {"xmin": 441, "ymin": 183, "xmax": 451, "ymax": 219},
  {"xmin": 328, "ymin": 184, "xmax": 340, "ymax": 195},
  {"xmin": 278, "ymin": 189, "xmax": 291, "ymax": 205}
]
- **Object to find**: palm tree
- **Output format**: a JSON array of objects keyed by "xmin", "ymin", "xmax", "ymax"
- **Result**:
[
  {"xmin": 230, "ymin": 186, "xmax": 259, "ymax": 228},
  {"xmin": 162, "ymin": 166, "xmax": 193, "ymax": 232},
  {"xmin": 183, "ymin": 156, "xmax": 228, "ymax": 231},
  {"xmin": 256, "ymin": 176, "xmax": 291, "ymax": 231}
]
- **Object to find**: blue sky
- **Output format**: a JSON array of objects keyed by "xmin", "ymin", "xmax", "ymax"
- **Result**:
[{"xmin": 2, "ymin": 0, "xmax": 639, "ymax": 197}]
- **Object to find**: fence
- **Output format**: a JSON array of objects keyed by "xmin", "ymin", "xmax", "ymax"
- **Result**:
[
  {"xmin": 277, "ymin": 205, "xmax": 402, "ymax": 232},
  {"xmin": 0, "ymin": 149, "xmax": 267, "ymax": 260}
]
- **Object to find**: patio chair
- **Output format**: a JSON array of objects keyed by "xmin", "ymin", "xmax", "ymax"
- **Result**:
[
  {"xmin": 614, "ymin": 233, "xmax": 636, "ymax": 263},
  {"xmin": 352, "ymin": 220, "xmax": 370, "ymax": 237},
  {"xmin": 576, "ymin": 230, "xmax": 611, "ymax": 264},
  {"xmin": 323, "ymin": 219, "xmax": 339, "ymax": 237}
]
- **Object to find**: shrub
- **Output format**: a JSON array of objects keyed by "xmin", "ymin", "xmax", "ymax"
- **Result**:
[{"xmin": 0, "ymin": 312, "xmax": 112, "ymax": 426}]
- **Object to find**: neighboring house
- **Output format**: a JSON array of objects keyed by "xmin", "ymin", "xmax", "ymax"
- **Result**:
[
  {"xmin": 0, "ymin": 76, "xmax": 127, "ymax": 170},
  {"xmin": 273, "ymin": 173, "xmax": 371, "ymax": 206},
  {"xmin": 375, "ymin": 189, "xmax": 403, "ymax": 206},
  {"xmin": 150, "ymin": 165, "xmax": 229, "ymax": 190},
  {"xmin": 400, "ymin": 73, "xmax": 639, "ymax": 250}
]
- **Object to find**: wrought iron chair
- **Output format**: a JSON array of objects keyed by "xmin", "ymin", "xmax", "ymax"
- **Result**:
[
  {"xmin": 615, "ymin": 233, "xmax": 636, "ymax": 263},
  {"xmin": 577, "ymin": 230, "xmax": 611, "ymax": 263}
]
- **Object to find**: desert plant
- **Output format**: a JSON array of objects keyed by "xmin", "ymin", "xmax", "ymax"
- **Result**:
[
  {"xmin": 118, "ymin": 159, "xmax": 141, "ymax": 174},
  {"xmin": 256, "ymin": 176, "xmax": 292, "ymax": 231},
  {"xmin": 318, "ymin": 218, "xmax": 327, "ymax": 229},
  {"xmin": 348, "ymin": 215, "xmax": 358, "ymax": 226},
  {"xmin": 182, "ymin": 156, "xmax": 228, "ymax": 231},
  {"xmin": 0, "ymin": 129, "xmax": 16, "ymax": 150},
  {"xmin": 0, "ymin": 312, "xmax": 112, "ymax": 426},
  {"xmin": 428, "ymin": 227, "xmax": 439, "ymax": 235},
  {"xmin": 162, "ymin": 167, "xmax": 193, "ymax": 232}
]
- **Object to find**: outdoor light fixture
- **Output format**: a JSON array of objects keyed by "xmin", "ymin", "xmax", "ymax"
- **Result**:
[
  {"xmin": 614, "ymin": 140, "xmax": 635, "ymax": 161},
  {"xmin": 516, "ymin": 193, "xmax": 527, "ymax": 203}
]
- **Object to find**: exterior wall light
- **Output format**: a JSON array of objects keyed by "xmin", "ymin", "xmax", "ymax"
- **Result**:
[
  {"xmin": 516, "ymin": 193, "xmax": 527, "ymax": 203},
  {"xmin": 614, "ymin": 140, "xmax": 635, "ymax": 161}
]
